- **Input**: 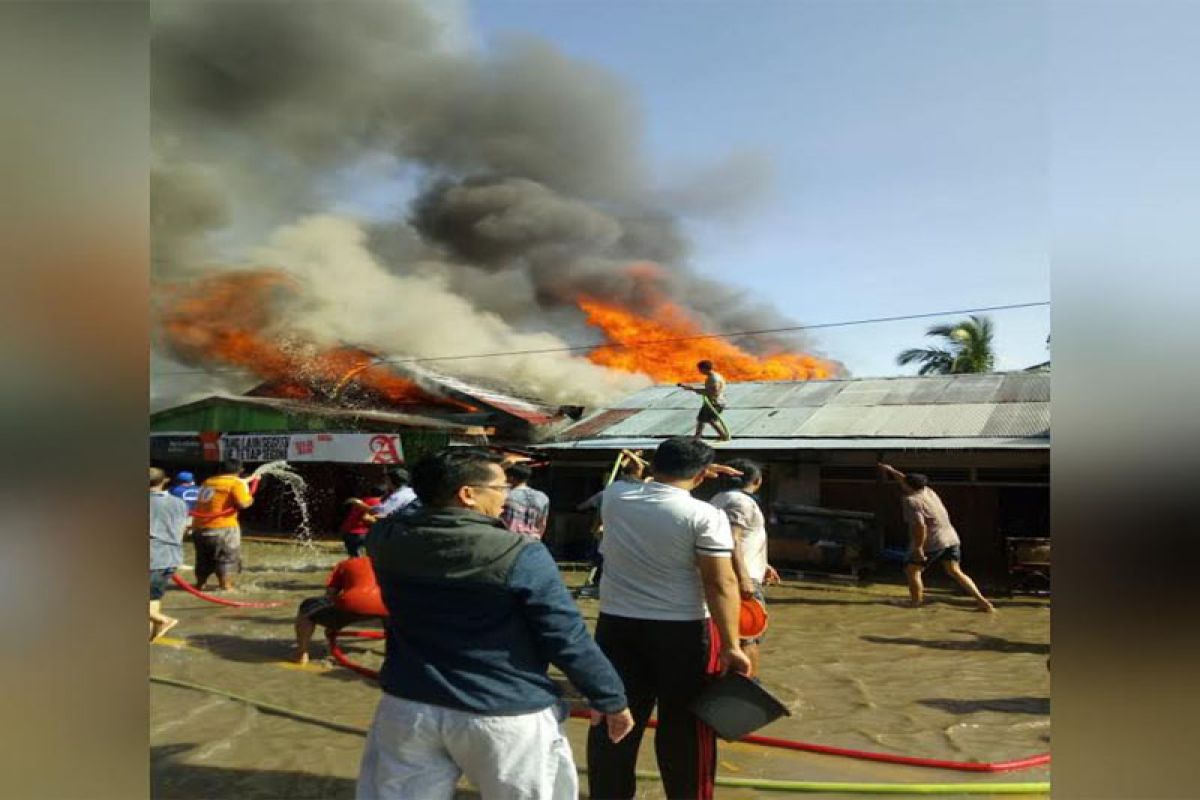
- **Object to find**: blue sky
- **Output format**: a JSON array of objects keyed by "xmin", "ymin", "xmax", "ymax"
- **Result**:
[{"xmin": 460, "ymin": 1, "xmax": 1050, "ymax": 376}]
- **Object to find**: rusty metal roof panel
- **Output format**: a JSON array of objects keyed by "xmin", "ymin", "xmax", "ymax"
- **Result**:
[{"xmin": 980, "ymin": 402, "xmax": 1051, "ymax": 437}]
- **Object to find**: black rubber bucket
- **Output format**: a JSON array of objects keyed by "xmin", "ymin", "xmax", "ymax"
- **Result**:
[{"xmin": 689, "ymin": 673, "xmax": 791, "ymax": 741}]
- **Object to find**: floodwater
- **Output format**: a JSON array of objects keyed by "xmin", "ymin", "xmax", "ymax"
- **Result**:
[{"xmin": 151, "ymin": 541, "xmax": 1050, "ymax": 799}]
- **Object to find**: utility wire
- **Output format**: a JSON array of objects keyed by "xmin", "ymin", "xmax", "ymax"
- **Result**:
[{"xmin": 154, "ymin": 300, "xmax": 1049, "ymax": 376}]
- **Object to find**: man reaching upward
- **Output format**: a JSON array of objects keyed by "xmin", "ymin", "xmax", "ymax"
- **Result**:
[{"xmin": 879, "ymin": 463, "xmax": 994, "ymax": 612}]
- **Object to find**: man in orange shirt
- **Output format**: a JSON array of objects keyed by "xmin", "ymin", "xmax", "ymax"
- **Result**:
[
  {"xmin": 191, "ymin": 458, "xmax": 255, "ymax": 591},
  {"xmin": 293, "ymin": 556, "xmax": 387, "ymax": 664}
]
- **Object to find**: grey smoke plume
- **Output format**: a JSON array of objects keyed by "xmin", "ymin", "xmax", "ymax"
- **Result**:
[{"xmin": 151, "ymin": 0, "xmax": 831, "ymax": 407}]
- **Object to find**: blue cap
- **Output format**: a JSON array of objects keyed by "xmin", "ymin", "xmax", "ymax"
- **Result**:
[{"xmin": 176, "ymin": 471, "xmax": 195, "ymax": 483}]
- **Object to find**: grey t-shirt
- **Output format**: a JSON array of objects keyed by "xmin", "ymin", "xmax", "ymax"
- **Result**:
[
  {"xmin": 902, "ymin": 488, "xmax": 961, "ymax": 552},
  {"xmin": 599, "ymin": 481, "xmax": 734, "ymax": 621},
  {"xmin": 150, "ymin": 490, "xmax": 189, "ymax": 570}
]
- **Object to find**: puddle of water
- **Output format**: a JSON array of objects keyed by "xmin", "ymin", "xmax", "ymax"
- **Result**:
[{"xmin": 152, "ymin": 543, "xmax": 1050, "ymax": 799}]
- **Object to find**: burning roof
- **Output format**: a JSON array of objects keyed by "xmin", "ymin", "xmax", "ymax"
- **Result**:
[{"xmin": 151, "ymin": 4, "xmax": 844, "ymax": 411}]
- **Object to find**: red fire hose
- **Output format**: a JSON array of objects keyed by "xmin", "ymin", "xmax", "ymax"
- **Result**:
[
  {"xmin": 328, "ymin": 629, "xmax": 385, "ymax": 679},
  {"xmin": 170, "ymin": 573, "xmax": 286, "ymax": 609},
  {"xmin": 324, "ymin": 629, "xmax": 1049, "ymax": 773}
]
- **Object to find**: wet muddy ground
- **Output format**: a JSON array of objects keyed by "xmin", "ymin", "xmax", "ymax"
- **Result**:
[{"xmin": 151, "ymin": 541, "xmax": 1049, "ymax": 799}]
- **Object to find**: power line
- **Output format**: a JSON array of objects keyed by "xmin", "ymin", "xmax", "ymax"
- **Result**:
[{"xmin": 153, "ymin": 300, "xmax": 1049, "ymax": 376}]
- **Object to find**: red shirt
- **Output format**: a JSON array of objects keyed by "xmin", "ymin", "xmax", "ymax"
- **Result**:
[
  {"xmin": 327, "ymin": 557, "xmax": 387, "ymax": 616},
  {"xmin": 338, "ymin": 496, "xmax": 382, "ymax": 536}
]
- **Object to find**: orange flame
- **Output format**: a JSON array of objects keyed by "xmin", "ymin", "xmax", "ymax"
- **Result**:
[
  {"xmin": 158, "ymin": 270, "xmax": 475, "ymax": 410},
  {"xmin": 579, "ymin": 296, "xmax": 836, "ymax": 382}
]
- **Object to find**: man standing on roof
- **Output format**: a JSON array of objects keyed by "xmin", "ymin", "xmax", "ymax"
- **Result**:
[
  {"xmin": 191, "ymin": 458, "xmax": 255, "ymax": 592},
  {"xmin": 587, "ymin": 436, "xmax": 751, "ymax": 800},
  {"xmin": 678, "ymin": 359, "xmax": 733, "ymax": 441},
  {"xmin": 357, "ymin": 447, "xmax": 633, "ymax": 799},
  {"xmin": 500, "ymin": 462, "xmax": 550, "ymax": 540},
  {"xmin": 879, "ymin": 463, "xmax": 994, "ymax": 612}
]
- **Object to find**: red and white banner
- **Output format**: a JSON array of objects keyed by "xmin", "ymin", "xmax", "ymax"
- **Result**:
[{"xmin": 220, "ymin": 433, "xmax": 404, "ymax": 464}]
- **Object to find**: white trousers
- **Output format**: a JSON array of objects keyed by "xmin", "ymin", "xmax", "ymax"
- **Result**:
[{"xmin": 356, "ymin": 694, "xmax": 578, "ymax": 800}]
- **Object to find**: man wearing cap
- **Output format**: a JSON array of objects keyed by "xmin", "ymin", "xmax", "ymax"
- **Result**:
[
  {"xmin": 168, "ymin": 471, "xmax": 200, "ymax": 511},
  {"xmin": 587, "ymin": 436, "xmax": 751, "ymax": 800}
]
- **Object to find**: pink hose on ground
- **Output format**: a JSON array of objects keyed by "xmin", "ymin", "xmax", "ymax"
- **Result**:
[
  {"xmin": 170, "ymin": 572, "xmax": 286, "ymax": 609},
  {"xmin": 325, "ymin": 630, "xmax": 1050, "ymax": 773}
]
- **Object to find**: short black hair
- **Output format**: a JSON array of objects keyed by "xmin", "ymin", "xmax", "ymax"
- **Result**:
[
  {"xmin": 387, "ymin": 467, "xmax": 410, "ymax": 487},
  {"xmin": 904, "ymin": 472, "xmax": 929, "ymax": 491},
  {"xmin": 506, "ymin": 462, "xmax": 533, "ymax": 484},
  {"xmin": 619, "ymin": 459, "xmax": 645, "ymax": 479},
  {"xmin": 220, "ymin": 458, "xmax": 243, "ymax": 475},
  {"xmin": 652, "ymin": 436, "xmax": 714, "ymax": 480},
  {"xmin": 721, "ymin": 458, "xmax": 762, "ymax": 491},
  {"xmin": 697, "ymin": 360, "xmax": 713, "ymax": 372},
  {"xmin": 411, "ymin": 447, "xmax": 505, "ymax": 507}
]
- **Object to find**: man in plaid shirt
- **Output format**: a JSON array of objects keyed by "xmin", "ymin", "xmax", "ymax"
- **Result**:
[{"xmin": 500, "ymin": 462, "xmax": 550, "ymax": 540}]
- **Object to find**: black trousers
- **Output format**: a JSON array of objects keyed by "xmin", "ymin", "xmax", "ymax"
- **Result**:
[{"xmin": 587, "ymin": 613, "xmax": 720, "ymax": 800}]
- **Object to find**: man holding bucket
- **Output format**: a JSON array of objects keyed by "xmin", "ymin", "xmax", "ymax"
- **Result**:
[
  {"xmin": 710, "ymin": 458, "xmax": 780, "ymax": 677},
  {"xmin": 587, "ymin": 436, "xmax": 751, "ymax": 800}
]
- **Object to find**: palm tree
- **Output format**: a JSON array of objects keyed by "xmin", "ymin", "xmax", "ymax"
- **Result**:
[{"xmin": 897, "ymin": 315, "xmax": 996, "ymax": 375}]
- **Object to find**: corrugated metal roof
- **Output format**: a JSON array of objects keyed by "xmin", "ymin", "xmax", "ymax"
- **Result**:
[
  {"xmin": 981, "ymin": 402, "xmax": 1051, "ymax": 437},
  {"xmin": 539, "ymin": 436, "xmax": 1050, "ymax": 451},
  {"xmin": 556, "ymin": 372, "xmax": 1049, "ymax": 447}
]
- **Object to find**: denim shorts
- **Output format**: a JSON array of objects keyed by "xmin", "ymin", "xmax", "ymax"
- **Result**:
[
  {"xmin": 150, "ymin": 568, "xmax": 176, "ymax": 600},
  {"xmin": 908, "ymin": 545, "xmax": 962, "ymax": 566}
]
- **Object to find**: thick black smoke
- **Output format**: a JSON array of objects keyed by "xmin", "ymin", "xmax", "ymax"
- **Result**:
[{"xmin": 151, "ymin": 0, "xmax": 832, "ymax": 404}]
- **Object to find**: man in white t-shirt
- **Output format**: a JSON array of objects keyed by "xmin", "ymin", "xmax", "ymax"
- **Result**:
[
  {"xmin": 710, "ymin": 458, "xmax": 780, "ymax": 677},
  {"xmin": 587, "ymin": 437, "xmax": 751, "ymax": 800},
  {"xmin": 374, "ymin": 467, "xmax": 419, "ymax": 518}
]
